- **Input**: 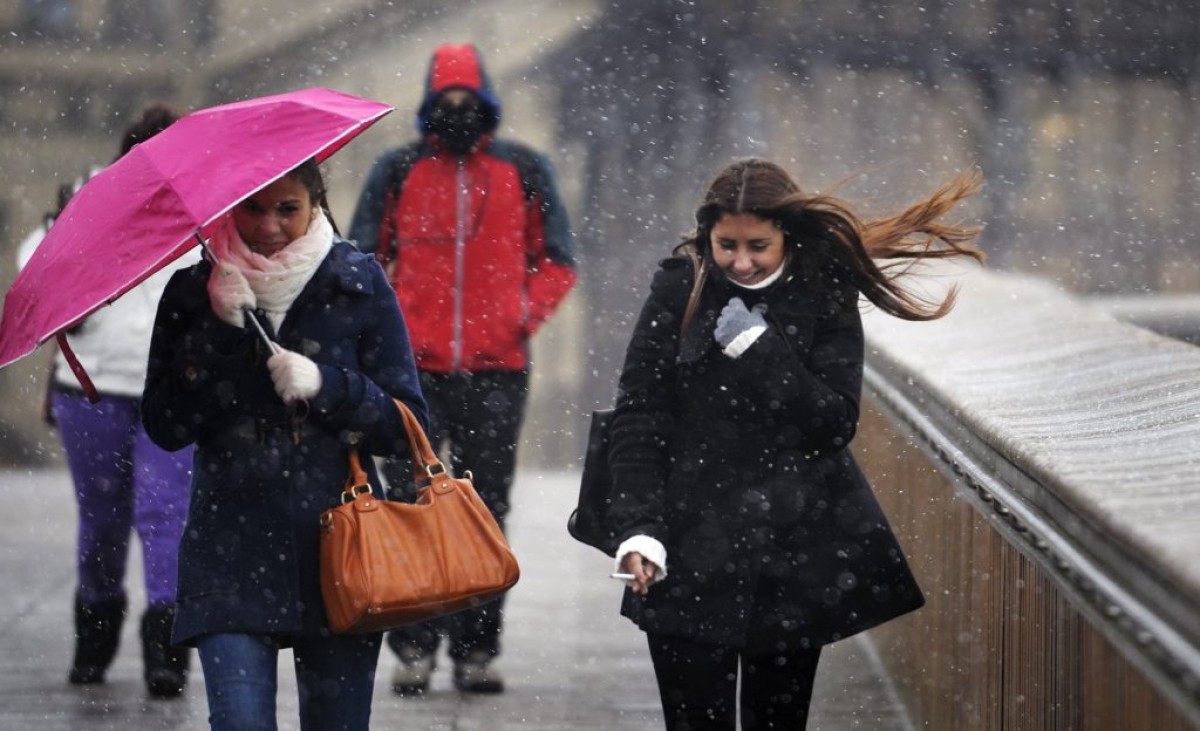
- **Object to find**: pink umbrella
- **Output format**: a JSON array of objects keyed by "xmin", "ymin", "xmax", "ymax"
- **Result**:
[{"xmin": 0, "ymin": 87, "xmax": 392, "ymax": 399}]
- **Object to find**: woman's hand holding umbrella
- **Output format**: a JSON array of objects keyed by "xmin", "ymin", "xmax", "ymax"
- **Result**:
[
  {"xmin": 268, "ymin": 350, "xmax": 321, "ymax": 405},
  {"xmin": 207, "ymin": 262, "xmax": 256, "ymax": 328},
  {"xmin": 207, "ymin": 255, "xmax": 320, "ymax": 406},
  {"xmin": 268, "ymin": 349, "xmax": 320, "ymax": 445}
]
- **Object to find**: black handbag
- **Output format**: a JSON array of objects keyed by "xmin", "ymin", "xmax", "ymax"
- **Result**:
[
  {"xmin": 566, "ymin": 408, "xmax": 617, "ymax": 556},
  {"xmin": 567, "ymin": 252, "xmax": 706, "ymax": 557}
]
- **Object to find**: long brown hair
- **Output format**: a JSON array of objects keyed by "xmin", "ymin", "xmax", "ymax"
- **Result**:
[{"xmin": 675, "ymin": 158, "xmax": 985, "ymax": 320}]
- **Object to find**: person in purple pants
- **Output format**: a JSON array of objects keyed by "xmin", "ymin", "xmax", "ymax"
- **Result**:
[
  {"xmin": 51, "ymin": 389, "xmax": 192, "ymax": 695},
  {"xmin": 27, "ymin": 104, "xmax": 198, "ymax": 698}
]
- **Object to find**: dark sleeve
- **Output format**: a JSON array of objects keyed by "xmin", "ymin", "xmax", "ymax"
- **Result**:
[
  {"xmin": 605, "ymin": 264, "xmax": 689, "ymax": 545},
  {"xmin": 347, "ymin": 152, "xmax": 395, "ymax": 256},
  {"xmin": 523, "ymin": 150, "xmax": 574, "ymax": 267},
  {"xmin": 304, "ymin": 258, "xmax": 429, "ymax": 456},
  {"xmin": 520, "ymin": 150, "xmax": 577, "ymax": 335},
  {"xmin": 140, "ymin": 264, "xmax": 260, "ymax": 451}
]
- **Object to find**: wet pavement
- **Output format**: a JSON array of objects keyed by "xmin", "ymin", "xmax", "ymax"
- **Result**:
[{"xmin": 0, "ymin": 466, "xmax": 909, "ymax": 730}]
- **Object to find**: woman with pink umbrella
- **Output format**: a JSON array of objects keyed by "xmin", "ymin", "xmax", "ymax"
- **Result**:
[{"xmin": 141, "ymin": 158, "xmax": 427, "ymax": 730}]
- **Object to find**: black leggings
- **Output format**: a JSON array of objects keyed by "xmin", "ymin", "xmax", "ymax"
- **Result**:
[{"xmin": 647, "ymin": 633, "xmax": 822, "ymax": 730}]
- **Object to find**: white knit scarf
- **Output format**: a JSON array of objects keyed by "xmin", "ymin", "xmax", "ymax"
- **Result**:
[
  {"xmin": 209, "ymin": 210, "xmax": 334, "ymax": 331},
  {"xmin": 728, "ymin": 255, "xmax": 790, "ymax": 291}
]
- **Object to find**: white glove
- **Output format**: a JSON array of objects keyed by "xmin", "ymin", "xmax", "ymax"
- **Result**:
[
  {"xmin": 207, "ymin": 262, "xmax": 256, "ymax": 328},
  {"xmin": 267, "ymin": 350, "xmax": 322, "ymax": 404},
  {"xmin": 714, "ymin": 297, "xmax": 768, "ymax": 358}
]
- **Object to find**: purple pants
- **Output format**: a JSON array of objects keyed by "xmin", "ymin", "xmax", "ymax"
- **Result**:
[{"xmin": 52, "ymin": 390, "xmax": 192, "ymax": 607}]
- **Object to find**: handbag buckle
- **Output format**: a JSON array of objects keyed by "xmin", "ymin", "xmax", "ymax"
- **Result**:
[
  {"xmin": 424, "ymin": 462, "xmax": 447, "ymax": 479},
  {"xmin": 341, "ymin": 483, "xmax": 373, "ymax": 504}
]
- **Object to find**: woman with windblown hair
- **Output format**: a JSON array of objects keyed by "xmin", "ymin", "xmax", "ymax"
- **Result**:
[{"xmin": 607, "ymin": 158, "xmax": 984, "ymax": 730}]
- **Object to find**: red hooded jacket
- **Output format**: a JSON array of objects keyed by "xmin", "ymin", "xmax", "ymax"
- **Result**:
[{"xmin": 349, "ymin": 43, "xmax": 576, "ymax": 373}]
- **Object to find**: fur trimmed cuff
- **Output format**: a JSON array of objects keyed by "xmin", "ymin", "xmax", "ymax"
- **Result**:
[{"xmin": 615, "ymin": 535, "xmax": 669, "ymax": 585}]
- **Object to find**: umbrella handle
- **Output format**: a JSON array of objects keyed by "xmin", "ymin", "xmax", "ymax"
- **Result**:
[
  {"xmin": 245, "ymin": 310, "xmax": 281, "ymax": 355},
  {"xmin": 195, "ymin": 232, "xmax": 217, "ymax": 264}
]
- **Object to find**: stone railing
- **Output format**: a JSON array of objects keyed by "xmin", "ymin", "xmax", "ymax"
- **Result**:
[
  {"xmin": 856, "ymin": 266, "xmax": 1200, "ymax": 729},
  {"xmin": 1092, "ymin": 294, "xmax": 1200, "ymax": 346}
]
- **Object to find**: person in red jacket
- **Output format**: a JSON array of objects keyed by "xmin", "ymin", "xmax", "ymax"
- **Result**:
[{"xmin": 349, "ymin": 42, "xmax": 576, "ymax": 696}]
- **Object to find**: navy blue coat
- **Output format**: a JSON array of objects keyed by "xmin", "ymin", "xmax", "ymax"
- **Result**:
[
  {"xmin": 609, "ymin": 257, "xmax": 924, "ymax": 653},
  {"xmin": 142, "ymin": 240, "xmax": 428, "ymax": 645}
]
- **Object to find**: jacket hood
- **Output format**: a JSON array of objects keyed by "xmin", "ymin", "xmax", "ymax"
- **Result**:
[{"xmin": 416, "ymin": 43, "xmax": 501, "ymax": 135}]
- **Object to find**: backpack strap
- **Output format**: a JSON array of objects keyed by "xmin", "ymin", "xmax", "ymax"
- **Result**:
[{"xmin": 377, "ymin": 146, "xmax": 423, "ymax": 267}]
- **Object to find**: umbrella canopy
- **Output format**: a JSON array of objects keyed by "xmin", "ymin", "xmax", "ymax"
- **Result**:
[{"xmin": 0, "ymin": 87, "xmax": 392, "ymax": 391}]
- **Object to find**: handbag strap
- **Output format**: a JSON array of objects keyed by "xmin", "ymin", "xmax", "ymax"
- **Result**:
[
  {"xmin": 391, "ymin": 397, "xmax": 446, "ymax": 483},
  {"xmin": 340, "ymin": 398, "xmax": 444, "ymax": 502},
  {"xmin": 345, "ymin": 450, "xmax": 369, "ymax": 494}
]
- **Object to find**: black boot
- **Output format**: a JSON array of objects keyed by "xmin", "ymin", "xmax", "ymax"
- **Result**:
[
  {"xmin": 140, "ymin": 605, "xmax": 189, "ymax": 698},
  {"xmin": 69, "ymin": 595, "xmax": 127, "ymax": 684}
]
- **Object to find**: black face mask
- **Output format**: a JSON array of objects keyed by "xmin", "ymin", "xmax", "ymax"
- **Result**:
[{"xmin": 426, "ymin": 103, "xmax": 487, "ymax": 154}]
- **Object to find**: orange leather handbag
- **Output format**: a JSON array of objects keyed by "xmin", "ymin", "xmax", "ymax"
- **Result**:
[{"xmin": 319, "ymin": 398, "xmax": 520, "ymax": 634}]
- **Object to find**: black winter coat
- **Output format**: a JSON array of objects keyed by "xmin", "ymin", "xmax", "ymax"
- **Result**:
[
  {"xmin": 608, "ymin": 256, "xmax": 924, "ymax": 652},
  {"xmin": 142, "ymin": 241, "xmax": 427, "ymax": 645}
]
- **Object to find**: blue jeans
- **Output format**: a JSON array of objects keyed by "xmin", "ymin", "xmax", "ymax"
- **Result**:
[{"xmin": 196, "ymin": 632, "xmax": 382, "ymax": 731}]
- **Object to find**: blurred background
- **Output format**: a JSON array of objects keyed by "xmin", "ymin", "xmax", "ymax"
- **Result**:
[{"xmin": 1, "ymin": 0, "xmax": 1197, "ymax": 468}]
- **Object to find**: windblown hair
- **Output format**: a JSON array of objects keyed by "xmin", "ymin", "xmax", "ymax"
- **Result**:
[{"xmin": 675, "ymin": 158, "xmax": 985, "ymax": 320}]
